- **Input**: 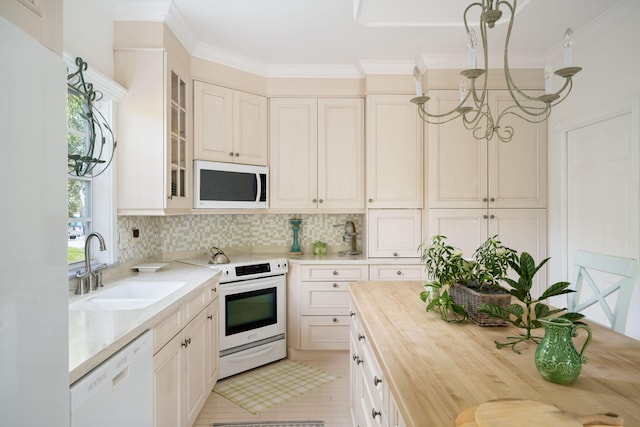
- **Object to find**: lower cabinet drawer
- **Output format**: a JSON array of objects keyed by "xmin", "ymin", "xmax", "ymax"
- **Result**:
[
  {"xmin": 153, "ymin": 307, "xmax": 183, "ymax": 353},
  {"xmin": 300, "ymin": 315, "xmax": 350, "ymax": 350},
  {"xmin": 300, "ymin": 282, "xmax": 351, "ymax": 315},
  {"xmin": 369, "ymin": 264, "xmax": 425, "ymax": 281}
]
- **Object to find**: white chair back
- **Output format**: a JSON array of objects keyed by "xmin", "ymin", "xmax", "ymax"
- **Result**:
[{"xmin": 569, "ymin": 250, "xmax": 638, "ymax": 333}]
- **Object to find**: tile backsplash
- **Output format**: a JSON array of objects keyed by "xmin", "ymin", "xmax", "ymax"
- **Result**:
[{"xmin": 118, "ymin": 213, "xmax": 364, "ymax": 264}]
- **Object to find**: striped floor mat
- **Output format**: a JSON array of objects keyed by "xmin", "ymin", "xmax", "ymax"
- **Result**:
[
  {"xmin": 212, "ymin": 422, "xmax": 324, "ymax": 427},
  {"xmin": 212, "ymin": 360, "xmax": 339, "ymax": 414}
]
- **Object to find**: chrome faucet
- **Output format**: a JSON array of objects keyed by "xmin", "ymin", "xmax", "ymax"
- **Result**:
[
  {"xmin": 334, "ymin": 221, "xmax": 361, "ymax": 256},
  {"xmin": 75, "ymin": 232, "xmax": 107, "ymax": 295}
]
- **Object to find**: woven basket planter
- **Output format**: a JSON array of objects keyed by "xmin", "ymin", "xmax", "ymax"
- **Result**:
[{"xmin": 450, "ymin": 283, "xmax": 510, "ymax": 326}]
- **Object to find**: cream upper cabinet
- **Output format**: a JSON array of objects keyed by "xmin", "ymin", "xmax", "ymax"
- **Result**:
[
  {"xmin": 427, "ymin": 89, "xmax": 547, "ymax": 209},
  {"xmin": 427, "ymin": 208, "xmax": 547, "ymax": 295},
  {"xmin": 193, "ymin": 81, "xmax": 267, "ymax": 166},
  {"xmin": 366, "ymin": 95, "xmax": 424, "ymax": 209},
  {"xmin": 115, "ymin": 27, "xmax": 192, "ymax": 214},
  {"xmin": 270, "ymin": 97, "xmax": 364, "ymax": 212},
  {"xmin": 368, "ymin": 209, "xmax": 422, "ymax": 258}
]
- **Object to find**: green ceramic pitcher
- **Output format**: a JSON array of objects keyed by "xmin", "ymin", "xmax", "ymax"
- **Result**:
[{"xmin": 535, "ymin": 317, "xmax": 592, "ymax": 384}]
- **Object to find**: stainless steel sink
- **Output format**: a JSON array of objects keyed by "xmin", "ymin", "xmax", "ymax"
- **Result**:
[{"xmin": 69, "ymin": 281, "xmax": 187, "ymax": 311}]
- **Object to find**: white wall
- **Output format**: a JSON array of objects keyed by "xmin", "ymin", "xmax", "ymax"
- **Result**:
[
  {"xmin": 0, "ymin": 18, "xmax": 68, "ymax": 426},
  {"xmin": 63, "ymin": 0, "xmax": 115, "ymax": 78},
  {"xmin": 547, "ymin": 0, "xmax": 640, "ymax": 338}
]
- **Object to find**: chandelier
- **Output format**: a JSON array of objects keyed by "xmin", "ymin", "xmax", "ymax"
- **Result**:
[{"xmin": 410, "ymin": 0, "xmax": 581, "ymax": 142}]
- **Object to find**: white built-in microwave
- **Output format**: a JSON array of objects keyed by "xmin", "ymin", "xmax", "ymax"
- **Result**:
[{"xmin": 194, "ymin": 160, "xmax": 268, "ymax": 209}]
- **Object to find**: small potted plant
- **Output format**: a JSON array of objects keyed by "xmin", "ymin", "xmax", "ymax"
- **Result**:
[
  {"xmin": 478, "ymin": 251, "xmax": 585, "ymax": 352},
  {"xmin": 419, "ymin": 235, "xmax": 468, "ymax": 322},
  {"xmin": 419, "ymin": 235, "xmax": 517, "ymax": 325}
]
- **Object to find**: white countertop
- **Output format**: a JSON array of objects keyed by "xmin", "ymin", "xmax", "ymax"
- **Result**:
[
  {"xmin": 68, "ymin": 262, "xmax": 220, "ymax": 384},
  {"xmin": 287, "ymin": 253, "xmax": 421, "ymax": 264},
  {"xmin": 68, "ymin": 253, "xmax": 423, "ymax": 384}
]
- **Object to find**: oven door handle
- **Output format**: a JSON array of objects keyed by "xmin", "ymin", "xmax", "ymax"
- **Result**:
[
  {"xmin": 226, "ymin": 344, "xmax": 277, "ymax": 362},
  {"xmin": 220, "ymin": 277, "xmax": 282, "ymax": 294}
]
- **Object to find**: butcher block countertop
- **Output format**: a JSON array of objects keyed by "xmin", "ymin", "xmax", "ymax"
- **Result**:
[{"xmin": 348, "ymin": 280, "xmax": 640, "ymax": 427}]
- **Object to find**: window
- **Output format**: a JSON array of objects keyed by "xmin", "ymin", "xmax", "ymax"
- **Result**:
[
  {"xmin": 67, "ymin": 89, "xmax": 93, "ymax": 264},
  {"xmin": 65, "ymin": 55, "xmax": 125, "ymax": 270}
]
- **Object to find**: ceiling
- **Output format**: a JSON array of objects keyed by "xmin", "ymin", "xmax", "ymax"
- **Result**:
[{"xmin": 110, "ymin": 0, "xmax": 621, "ymax": 77}]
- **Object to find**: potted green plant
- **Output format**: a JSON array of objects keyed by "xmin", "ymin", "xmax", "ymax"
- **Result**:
[
  {"xmin": 419, "ymin": 235, "xmax": 468, "ymax": 322},
  {"xmin": 419, "ymin": 235, "xmax": 517, "ymax": 325},
  {"xmin": 478, "ymin": 251, "xmax": 585, "ymax": 352}
]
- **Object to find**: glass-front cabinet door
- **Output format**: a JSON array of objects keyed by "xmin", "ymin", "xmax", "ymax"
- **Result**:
[{"xmin": 170, "ymin": 70, "xmax": 188, "ymax": 201}]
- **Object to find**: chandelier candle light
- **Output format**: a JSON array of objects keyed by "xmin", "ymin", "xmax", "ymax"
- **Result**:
[{"xmin": 411, "ymin": 0, "xmax": 581, "ymax": 142}]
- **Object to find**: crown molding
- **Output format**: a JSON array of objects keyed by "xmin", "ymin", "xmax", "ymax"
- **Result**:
[
  {"xmin": 164, "ymin": 2, "xmax": 199, "ymax": 52},
  {"xmin": 358, "ymin": 60, "xmax": 415, "ymax": 75},
  {"xmin": 267, "ymin": 64, "xmax": 364, "ymax": 79},
  {"xmin": 191, "ymin": 43, "xmax": 270, "ymax": 77}
]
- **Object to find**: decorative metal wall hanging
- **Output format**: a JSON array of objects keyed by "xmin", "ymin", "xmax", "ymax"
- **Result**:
[{"xmin": 67, "ymin": 57, "xmax": 117, "ymax": 177}]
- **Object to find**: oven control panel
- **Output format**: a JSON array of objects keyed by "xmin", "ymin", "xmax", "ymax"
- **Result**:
[{"xmin": 219, "ymin": 258, "xmax": 288, "ymax": 283}]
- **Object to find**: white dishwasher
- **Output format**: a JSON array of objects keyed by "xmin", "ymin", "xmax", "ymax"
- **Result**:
[{"xmin": 70, "ymin": 330, "xmax": 153, "ymax": 427}]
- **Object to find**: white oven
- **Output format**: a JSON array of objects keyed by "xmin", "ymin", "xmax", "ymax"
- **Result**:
[{"xmin": 178, "ymin": 255, "xmax": 288, "ymax": 378}]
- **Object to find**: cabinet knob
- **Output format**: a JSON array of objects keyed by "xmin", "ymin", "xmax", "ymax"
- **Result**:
[
  {"xmin": 350, "ymin": 311, "xmax": 356, "ymax": 318},
  {"xmin": 373, "ymin": 376, "xmax": 383, "ymax": 386},
  {"xmin": 212, "ymin": 287, "xmax": 217, "ymax": 293},
  {"xmin": 234, "ymin": 153, "xmax": 239, "ymax": 157},
  {"xmin": 229, "ymin": 152, "xmax": 234, "ymax": 157},
  {"xmin": 207, "ymin": 314, "xmax": 213, "ymax": 320},
  {"xmin": 483, "ymin": 197, "xmax": 488, "ymax": 202},
  {"xmin": 372, "ymin": 408, "xmax": 382, "ymax": 419},
  {"xmin": 358, "ymin": 333, "xmax": 365, "ymax": 342},
  {"xmin": 182, "ymin": 338, "xmax": 191, "ymax": 348},
  {"xmin": 490, "ymin": 214, "xmax": 495, "ymax": 219},
  {"xmin": 319, "ymin": 199, "xmax": 323, "ymax": 203},
  {"xmin": 312, "ymin": 198, "xmax": 317, "ymax": 203},
  {"xmin": 332, "ymin": 283, "xmax": 339, "ymax": 288},
  {"xmin": 397, "ymin": 270, "xmax": 402, "ymax": 276},
  {"xmin": 332, "ymin": 317, "xmax": 338, "ymax": 323},
  {"xmin": 393, "ymin": 252, "xmax": 399, "ymax": 257},
  {"xmin": 490, "ymin": 197, "xmax": 495, "ymax": 202},
  {"xmin": 333, "ymin": 271, "xmax": 339, "ymax": 276},
  {"xmin": 483, "ymin": 215, "xmax": 488, "ymax": 219},
  {"xmin": 352, "ymin": 354, "xmax": 359, "ymax": 362},
  {"xmin": 368, "ymin": 198, "xmax": 373, "ymax": 203}
]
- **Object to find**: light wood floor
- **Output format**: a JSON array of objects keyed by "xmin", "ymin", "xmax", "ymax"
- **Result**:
[{"xmin": 194, "ymin": 351, "xmax": 352, "ymax": 427}]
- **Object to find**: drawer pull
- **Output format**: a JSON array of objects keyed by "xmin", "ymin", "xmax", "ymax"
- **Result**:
[
  {"xmin": 332, "ymin": 270, "xmax": 339, "ymax": 276},
  {"xmin": 373, "ymin": 376, "xmax": 383, "ymax": 386},
  {"xmin": 332, "ymin": 283, "xmax": 339, "ymax": 288},
  {"xmin": 358, "ymin": 333, "xmax": 365, "ymax": 342},
  {"xmin": 372, "ymin": 408, "xmax": 381, "ymax": 419}
]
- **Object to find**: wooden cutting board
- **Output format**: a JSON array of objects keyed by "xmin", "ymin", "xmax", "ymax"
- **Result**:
[
  {"xmin": 474, "ymin": 400, "xmax": 583, "ymax": 427},
  {"xmin": 455, "ymin": 399, "xmax": 624, "ymax": 427}
]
